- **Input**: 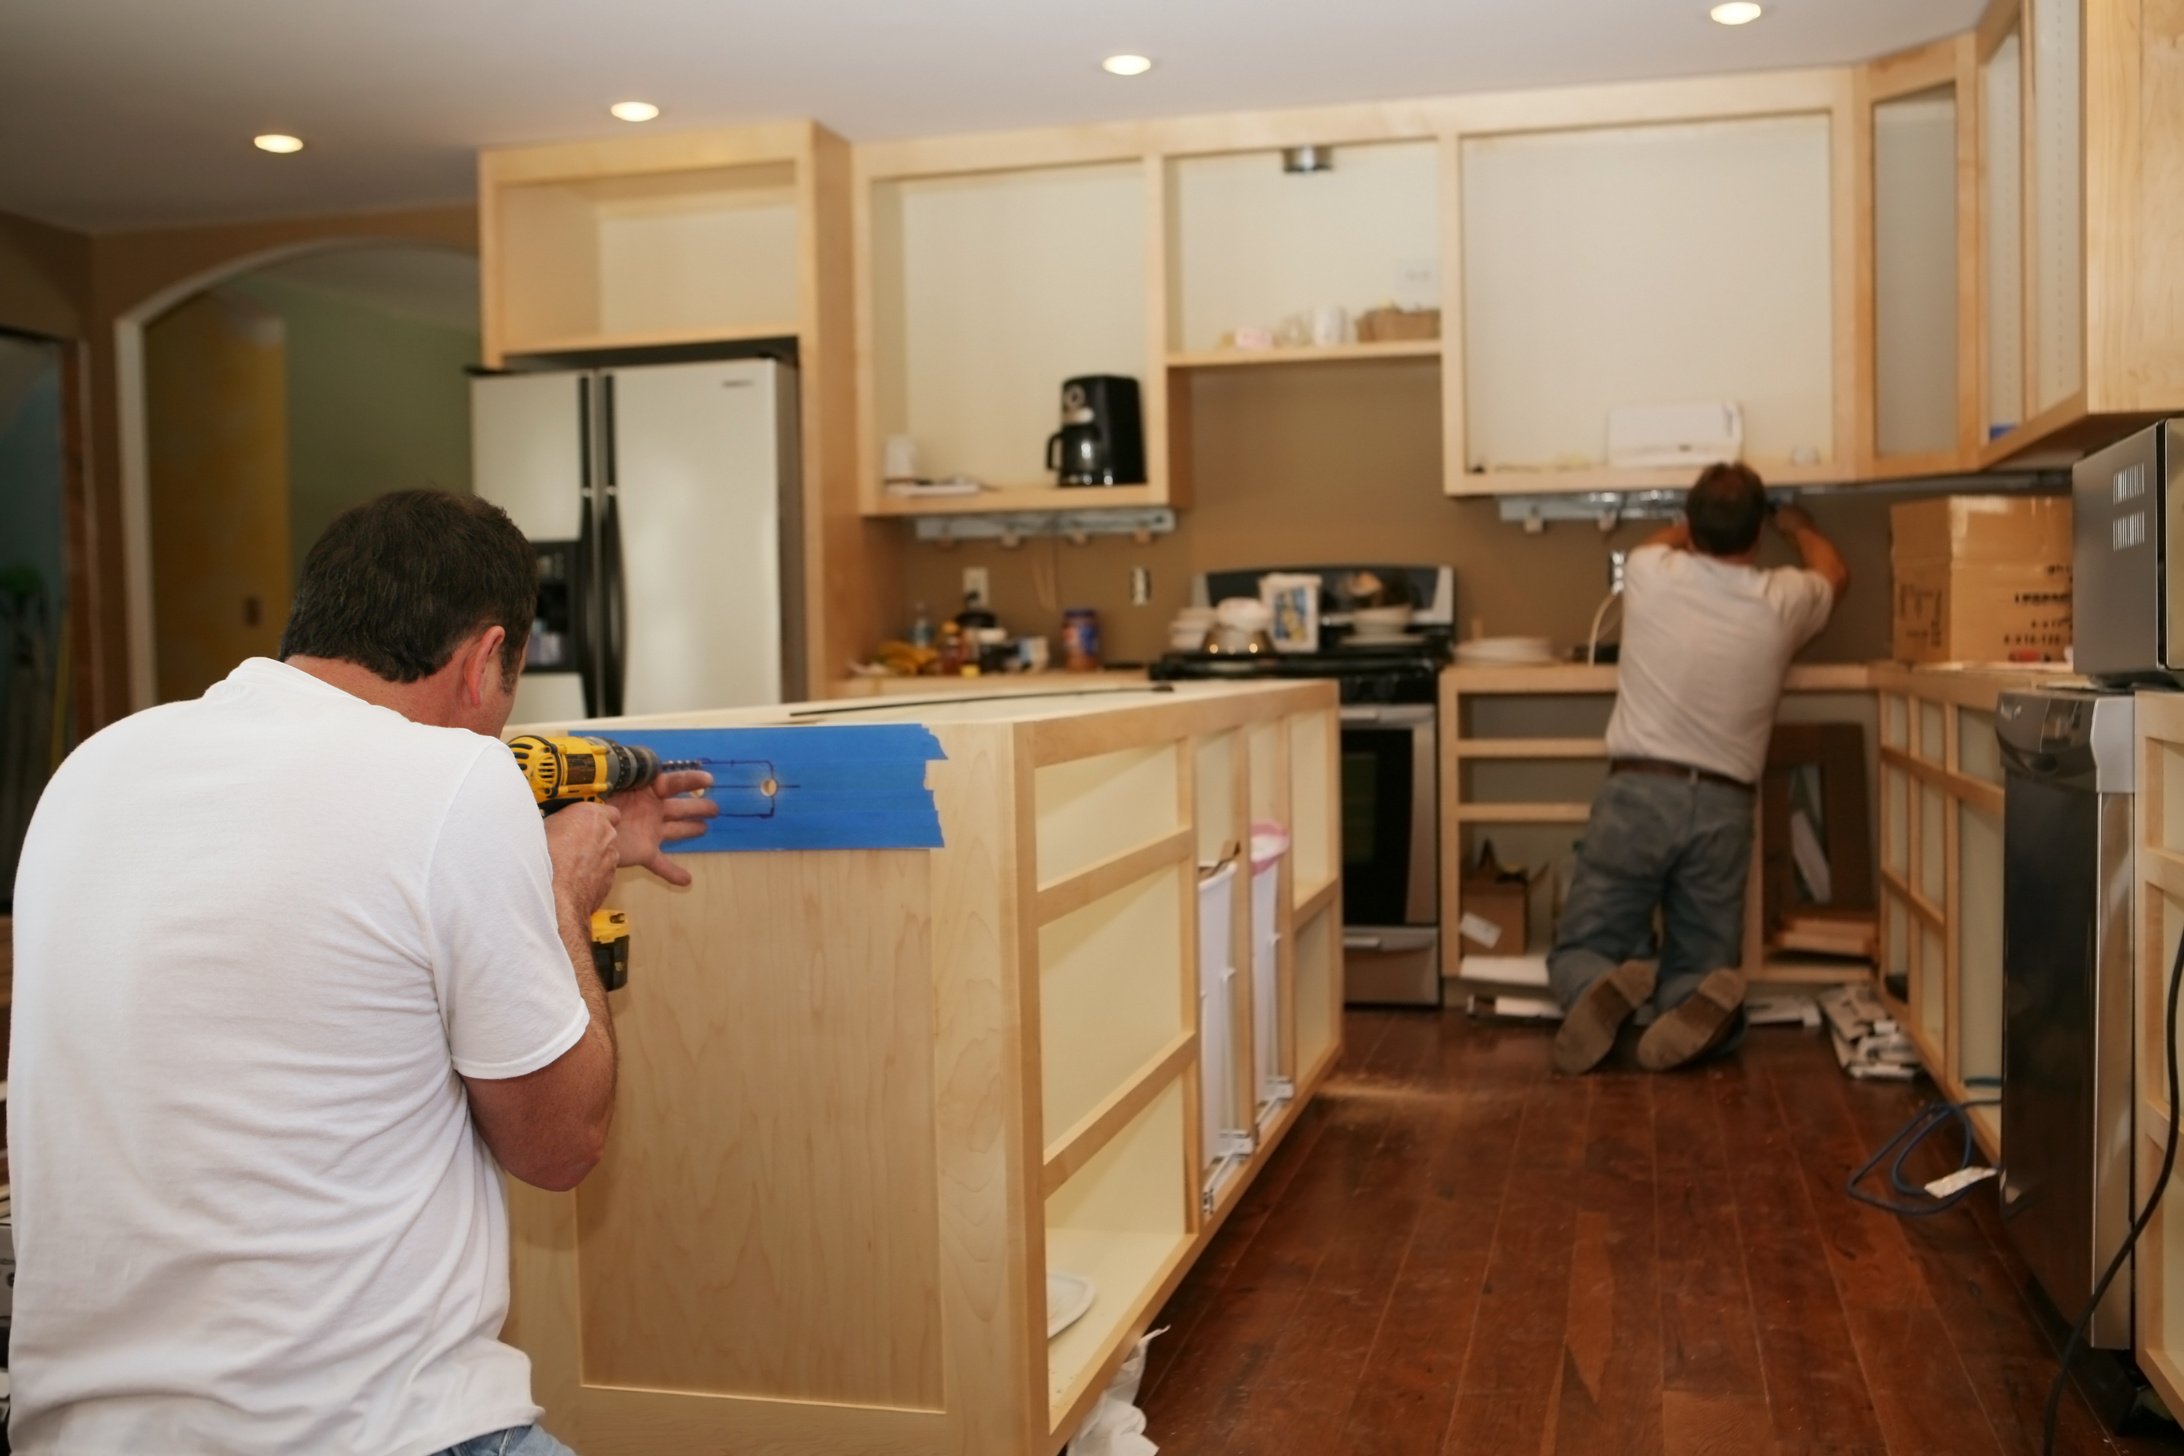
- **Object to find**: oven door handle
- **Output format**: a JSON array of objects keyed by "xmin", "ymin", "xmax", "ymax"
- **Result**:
[
  {"xmin": 1345, "ymin": 930, "xmax": 1437, "ymax": 954},
  {"xmin": 1340, "ymin": 705, "xmax": 1435, "ymax": 728}
]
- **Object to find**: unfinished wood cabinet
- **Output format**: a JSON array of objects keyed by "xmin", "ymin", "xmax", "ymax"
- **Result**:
[
  {"xmin": 1438, "ymin": 664, "xmax": 1879, "ymax": 996},
  {"xmin": 1453, "ymin": 102, "xmax": 1847, "ymax": 493},
  {"xmin": 1873, "ymin": 663, "xmax": 2060, "ymax": 1161},
  {"xmin": 855, "ymin": 155, "xmax": 1173, "ymax": 517},
  {"xmin": 1861, "ymin": 36, "xmax": 1980, "ymax": 472},
  {"xmin": 2136, "ymin": 689, "xmax": 2184, "ymax": 1417},
  {"xmin": 480, "ymin": 123, "xmax": 835, "ymax": 362},
  {"xmin": 1972, "ymin": 0, "xmax": 2184, "ymax": 466},
  {"xmin": 502, "ymin": 682, "xmax": 1340, "ymax": 1455}
]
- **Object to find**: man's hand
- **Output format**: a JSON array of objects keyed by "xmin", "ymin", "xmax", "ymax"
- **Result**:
[
  {"xmin": 544, "ymin": 802, "xmax": 620, "ymax": 919},
  {"xmin": 1771, "ymin": 503, "xmax": 1818, "ymax": 536},
  {"xmin": 608, "ymin": 769, "xmax": 719, "ymax": 888}
]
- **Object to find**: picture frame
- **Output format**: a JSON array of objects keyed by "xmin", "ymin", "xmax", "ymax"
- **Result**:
[{"xmin": 1260, "ymin": 572, "xmax": 1321, "ymax": 653}]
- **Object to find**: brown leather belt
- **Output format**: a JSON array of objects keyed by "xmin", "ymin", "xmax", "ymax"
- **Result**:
[{"xmin": 1610, "ymin": 757, "xmax": 1755, "ymax": 793}]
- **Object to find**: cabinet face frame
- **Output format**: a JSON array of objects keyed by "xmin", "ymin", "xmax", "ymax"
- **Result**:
[{"xmin": 2136, "ymin": 689, "xmax": 2184, "ymax": 1419}]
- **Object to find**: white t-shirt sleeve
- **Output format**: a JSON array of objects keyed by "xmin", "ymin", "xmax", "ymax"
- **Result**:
[
  {"xmin": 424, "ymin": 747, "xmax": 591, "ymax": 1080},
  {"xmin": 1766, "ymin": 567, "xmax": 1838, "ymax": 649}
]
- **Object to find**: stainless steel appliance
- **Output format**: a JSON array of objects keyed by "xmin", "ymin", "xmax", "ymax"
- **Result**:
[
  {"xmin": 472, "ymin": 358, "xmax": 805, "ymax": 722},
  {"xmin": 2074, "ymin": 419, "xmax": 2183, "ymax": 684},
  {"xmin": 1047, "ymin": 375, "xmax": 1146, "ymax": 487},
  {"xmin": 1999, "ymin": 687, "xmax": 2136, "ymax": 1349},
  {"xmin": 1150, "ymin": 565, "xmax": 1456, "ymax": 1007}
]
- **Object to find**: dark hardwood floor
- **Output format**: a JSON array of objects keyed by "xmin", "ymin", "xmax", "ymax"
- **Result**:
[{"xmin": 1137, "ymin": 1008, "xmax": 2184, "ymax": 1455}]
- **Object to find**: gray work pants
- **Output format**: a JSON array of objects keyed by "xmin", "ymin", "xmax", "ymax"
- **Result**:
[{"xmin": 1547, "ymin": 771, "xmax": 1754, "ymax": 1017}]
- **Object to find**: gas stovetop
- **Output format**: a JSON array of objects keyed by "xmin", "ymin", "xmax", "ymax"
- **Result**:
[{"xmin": 1147, "ymin": 636, "xmax": 1449, "ymax": 704}]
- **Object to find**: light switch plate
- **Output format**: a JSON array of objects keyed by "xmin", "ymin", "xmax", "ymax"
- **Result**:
[{"xmin": 962, "ymin": 566, "xmax": 989, "ymax": 606}]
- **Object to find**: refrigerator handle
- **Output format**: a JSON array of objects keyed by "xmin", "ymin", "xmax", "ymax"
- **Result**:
[
  {"xmin": 602, "ymin": 374, "xmax": 618, "ymax": 488},
  {"xmin": 575, "ymin": 375, "xmax": 600, "ymax": 719},
  {"xmin": 601, "ymin": 486, "xmax": 627, "ymax": 717}
]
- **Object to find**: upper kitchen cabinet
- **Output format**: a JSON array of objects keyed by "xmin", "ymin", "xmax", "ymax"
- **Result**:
[
  {"xmin": 480, "ymin": 123, "xmax": 844, "ymax": 362},
  {"xmin": 1861, "ymin": 38, "xmax": 1978, "ymax": 473},
  {"xmin": 1162, "ymin": 141, "xmax": 1442, "ymax": 367},
  {"xmin": 1849, "ymin": 37, "xmax": 1982, "ymax": 475},
  {"xmin": 856, "ymin": 154, "xmax": 1169, "ymax": 517},
  {"xmin": 1977, "ymin": 0, "xmax": 2184, "ymax": 465},
  {"xmin": 1447, "ymin": 73, "xmax": 1854, "ymax": 496}
]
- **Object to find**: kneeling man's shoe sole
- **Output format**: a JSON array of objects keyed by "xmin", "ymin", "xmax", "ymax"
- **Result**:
[
  {"xmin": 1637, "ymin": 968, "xmax": 1747, "ymax": 1072},
  {"xmin": 1551, "ymin": 960, "xmax": 1656, "ymax": 1075}
]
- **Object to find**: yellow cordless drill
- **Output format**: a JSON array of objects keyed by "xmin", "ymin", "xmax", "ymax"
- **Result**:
[{"xmin": 507, "ymin": 734, "xmax": 662, "ymax": 992}]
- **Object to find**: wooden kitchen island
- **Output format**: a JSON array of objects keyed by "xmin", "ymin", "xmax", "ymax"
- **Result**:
[{"xmin": 503, "ymin": 681, "xmax": 1342, "ymax": 1455}]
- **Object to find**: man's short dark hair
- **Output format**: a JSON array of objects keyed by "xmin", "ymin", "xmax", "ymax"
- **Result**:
[
  {"xmin": 1685, "ymin": 462, "xmax": 1769, "ymax": 557},
  {"xmin": 280, "ymin": 490, "xmax": 535, "ymax": 686}
]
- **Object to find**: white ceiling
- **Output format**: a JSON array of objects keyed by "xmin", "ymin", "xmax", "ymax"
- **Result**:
[
  {"xmin": 2, "ymin": 0, "xmax": 1981, "ymax": 234},
  {"xmin": 239, "ymin": 246, "xmax": 481, "ymax": 334}
]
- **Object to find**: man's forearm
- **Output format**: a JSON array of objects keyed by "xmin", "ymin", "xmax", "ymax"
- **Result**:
[
  {"xmin": 556, "ymin": 899, "xmax": 619, "ymax": 1065},
  {"xmin": 1787, "ymin": 524, "xmax": 1851, "ymax": 595}
]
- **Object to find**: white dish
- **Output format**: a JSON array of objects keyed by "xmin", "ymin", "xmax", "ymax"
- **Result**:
[
  {"xmin": 1047, "ymin": 1270, "xmax": 1096, "ymax": 1339},
  {"xmin": 1352, "ymin": 605, "xmax": 1416, "ymax": 632}
]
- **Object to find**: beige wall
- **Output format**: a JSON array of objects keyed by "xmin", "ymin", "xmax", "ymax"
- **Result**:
[
  {"xmin": 896, "ymin": 359, "xmax": 1899, "ymax": 665},
  {"xmin": 0, "ymin": 210, "xmax": 93, "ymax": 341}
]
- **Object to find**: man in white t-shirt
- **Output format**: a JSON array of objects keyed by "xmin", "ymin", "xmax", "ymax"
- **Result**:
[
  {"xmin": 1548, "ymin": 464, "xmax": 1850, "ymax": 1075},
  {"xmin": 8, "ymin": 491, "xmax": 716, "ymax": 1455}
]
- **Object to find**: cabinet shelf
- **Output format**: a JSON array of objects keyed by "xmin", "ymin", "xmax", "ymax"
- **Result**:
[
  {"xmin": 1452, "ymin": 459, "xmax": 1847, "ymax": 497},
  {"xmin": 1044, "ymin": 1226, "xmax": 1193, "ymax": 1435},
  {"xmin": 501, "ymin": 321, "xmax": 800, "ymax": 358},
  {"xmin": 1167, "ymin": 340, "xmax": 1441, "ymax": 369},
  {"xmin": 873, "ymin": 483, "xmax": 1168, "ymax": 517}
]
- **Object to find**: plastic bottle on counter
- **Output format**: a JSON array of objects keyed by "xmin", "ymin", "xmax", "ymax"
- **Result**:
[
  {"xmin": 907, "ymin": 602, "xmax": 934, "ymax": 650},
  {"xmin": 1062, "ymin": 608, "xmax": 1102, "ymax": 671}
]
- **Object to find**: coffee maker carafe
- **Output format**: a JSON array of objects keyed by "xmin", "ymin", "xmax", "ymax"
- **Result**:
[{"xmin": 1046, "ymin": 375, "xmax": 1146, "ymax": 487}]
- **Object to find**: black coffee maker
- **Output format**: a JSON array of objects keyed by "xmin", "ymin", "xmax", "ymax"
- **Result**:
[{"xmin": 1046, "ymin": 375, "xmax": 1146, "ymax": 487}]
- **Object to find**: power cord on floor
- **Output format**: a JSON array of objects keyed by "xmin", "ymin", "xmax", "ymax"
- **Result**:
[
  {"xmin": 2040, "ymin": 923, "xmax": 2184, "ymax": 1455},
  {"xmin": 1845, "ymin": 1096, "xmax": 2002, "ymax": 1217}
]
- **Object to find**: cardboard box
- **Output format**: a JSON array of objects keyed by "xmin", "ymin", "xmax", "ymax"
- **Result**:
[
  {"xmin": 1459, "ymin": 877, "xmax": 1529, "ymax": 955},
  {"xmin": 1891, "ymin": 496, "xmax": 2073, "ymax": 664}
]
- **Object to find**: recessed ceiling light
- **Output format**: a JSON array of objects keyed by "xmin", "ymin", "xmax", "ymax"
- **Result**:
[
  {"xmin": 610, "ymin": 101, "xmax": 661, "ymax": 122},
  {"xmin": 1101, "ymin": 54, "xmax": 1154, "ymax": 77},
  {"xmin": 253, "ymin": 133, "xmax": 304, "ymax": 154},
  {"xmin": 1710, "ymin": 2, "xmax": 1764, "ymax": 23}
]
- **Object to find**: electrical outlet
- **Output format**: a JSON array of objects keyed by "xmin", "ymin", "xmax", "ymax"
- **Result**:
[
  {"xmin": 1129, "ymin": 566, "xmax": 1152, "ymax": 606},
  {"xmin": 1395, "ymin": 258, "xmax": 1440, "ymax": 308},
  {"xmin": 962, "ymin": 566, "xmax": 989, "ymax": 606},
  {"xmin": 1609, "ymin": 550, "xmax": 1629, "ymax": 595}
]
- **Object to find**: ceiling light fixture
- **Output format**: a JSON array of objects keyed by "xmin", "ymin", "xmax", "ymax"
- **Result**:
[
  {"xmin": 253, "ymin": 133, "xmax": 305, "ymax": 154},
  {"xmin": 1101, "ymin": 54, "xmax": 1154, "ymax": 77},
  {"xmin": 1710, "ymin": 2, "xmax": 1764, "ymax": 23},
  {"xmin": 610, "ymin": 101, "xmax": 662, "ymax": 122}
]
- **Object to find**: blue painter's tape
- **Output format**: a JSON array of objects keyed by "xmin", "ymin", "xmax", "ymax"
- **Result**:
[{"xmin": 576, "ymin": 725, "xmax": 946, "ymax": 853}]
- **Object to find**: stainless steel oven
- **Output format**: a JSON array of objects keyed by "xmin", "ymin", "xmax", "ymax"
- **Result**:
[{"xmin": 1340, "ymin": 702, "xmax": 1440, "ymax": 1006}]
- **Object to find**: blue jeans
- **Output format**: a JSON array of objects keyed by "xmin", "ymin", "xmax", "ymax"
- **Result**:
[
  {"xmin": 436, "ymin": 1426, "xmax": 578, "ymax": 1456},
  {"xmin": 1548, "ymin": 772, "xmax": 1754, "ymax": 1020}
]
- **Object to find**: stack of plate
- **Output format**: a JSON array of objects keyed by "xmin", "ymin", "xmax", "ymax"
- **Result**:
[{"xmin": 1454, "ymin": 636, "xmax": 1557, "ymax": 667}]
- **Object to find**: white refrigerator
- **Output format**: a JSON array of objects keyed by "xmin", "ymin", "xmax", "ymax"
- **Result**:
[{"xmin": 471, "ymin": 358, "xmax": 804, "ymax": 723}]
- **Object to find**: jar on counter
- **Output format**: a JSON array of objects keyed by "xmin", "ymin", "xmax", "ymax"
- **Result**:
[{"xmin": 1061, "ymin": 608, "xmax": 1102, "ymax": 671}]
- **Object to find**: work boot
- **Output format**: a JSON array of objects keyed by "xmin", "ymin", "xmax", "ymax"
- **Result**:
[
  {"xmin": 1637, "ymin": 968, "xmax": 1748, "ymax": 1072},
  {"xmin": 1551, "ymin": 961, "xmax": 1656, "ymax": 1075}
]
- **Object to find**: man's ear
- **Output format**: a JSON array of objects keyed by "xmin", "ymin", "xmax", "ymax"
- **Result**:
[{"xmin": 460, "ymin": 626, "xmax": 508, "ymax": 708}]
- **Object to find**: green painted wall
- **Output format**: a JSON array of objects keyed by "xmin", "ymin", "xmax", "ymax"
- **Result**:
[{"xmin": 230, "ymin": 275, "xmax": 478, "ymax": 575}]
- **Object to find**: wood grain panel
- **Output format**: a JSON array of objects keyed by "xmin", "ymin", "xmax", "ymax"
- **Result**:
[{"xmin": 574, "ymin": 846, "xmax": 946, "ymax": 1406}]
